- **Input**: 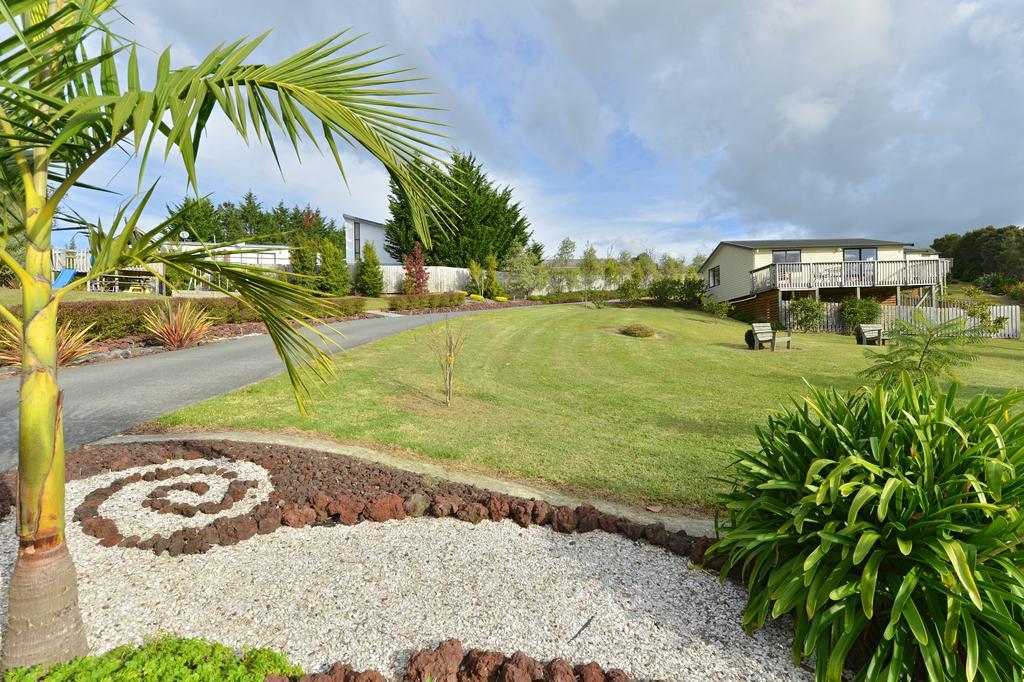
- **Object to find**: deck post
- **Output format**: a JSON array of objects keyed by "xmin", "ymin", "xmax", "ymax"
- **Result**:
[
  {"xmin": 856, "ymin": 286, "xmax": 861, "ymax": 300},
  {"xmin": 896, "ymin": 285, "xmax": 901, "ymax": 307}
]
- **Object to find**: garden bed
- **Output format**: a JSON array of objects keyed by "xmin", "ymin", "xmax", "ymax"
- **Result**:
[
  {"xmin": 397, "ymin": 299, "xmax": 542, "ymax": 315},
  {"xmin": 0, "ymin": 439, "xmax": 806, "ymax": 680}
]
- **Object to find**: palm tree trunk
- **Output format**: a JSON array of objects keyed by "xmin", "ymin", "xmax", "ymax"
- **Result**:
[{"xmin": 1, "ymin": 138, "xmax": 87, "ymax": 670}]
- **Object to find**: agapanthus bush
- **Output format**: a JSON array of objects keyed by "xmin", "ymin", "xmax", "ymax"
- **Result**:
[{"xmin": 710, "ymin": 376, "xmax": 1024, "ymax": 681}]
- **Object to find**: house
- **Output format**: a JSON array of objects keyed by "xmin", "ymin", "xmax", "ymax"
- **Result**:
[
  {"xmin": 343, "ymin": 214, "xmax": 400, "ymax": 266},
  {"xmin": 698, "ymin": 238, "xmax": 951, "ymax": 322}
]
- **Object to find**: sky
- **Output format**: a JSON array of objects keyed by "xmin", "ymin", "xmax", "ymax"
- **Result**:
[{"xmin": 64, "ymin": 0, "xmax": 1024, "ymax": 260}]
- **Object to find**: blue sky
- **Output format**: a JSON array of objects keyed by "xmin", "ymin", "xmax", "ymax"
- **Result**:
[{"xmin": 63, "ymin": 1, "xmax": 1024, "ymax": 260}]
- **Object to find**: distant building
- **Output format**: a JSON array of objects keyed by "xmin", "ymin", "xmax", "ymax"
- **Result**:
[{"xmin": 343, "ymin": 214, "xmax": 399, "ymax": 266}]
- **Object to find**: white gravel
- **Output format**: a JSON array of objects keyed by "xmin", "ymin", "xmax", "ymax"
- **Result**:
[{"xmin": 0, "ymin": 459, "xmax": 811, "ymax": 681}]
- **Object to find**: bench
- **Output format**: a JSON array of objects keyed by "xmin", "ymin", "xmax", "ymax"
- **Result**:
[
  {"xmin": 856, "ymin": 323, "xmax": 889, "ymax": 345},
  {"xmin": 751, "ymin": 322, "xmax": 792, "ymax": 351}
]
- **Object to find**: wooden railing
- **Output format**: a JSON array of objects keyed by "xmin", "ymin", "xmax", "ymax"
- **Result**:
[
  {"xmin": 750, "ymin": 259, "xmax": 951, "ymax": 293},
  {"xmin": 50, "ymin": 248, "xmax": 152, "ymax": 273}
]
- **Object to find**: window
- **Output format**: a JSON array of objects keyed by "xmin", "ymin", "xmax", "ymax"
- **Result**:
[
  {"xmin": 353, "ymin": 221, "xmax": 361, "ymax": 261},
  {"xmin": 772, "ymin": 250, "xmax": 801, "ymax": 263},
  {"xmin": 843, "ymin": 247, "xmax": 877, "ymax": 261},
  {"xmin": 708, "ymin": 265, "xmax": 721, "ymax": 288}
]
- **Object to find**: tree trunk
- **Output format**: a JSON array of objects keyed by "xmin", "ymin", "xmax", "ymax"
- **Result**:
[{"xmin": 1, "ymin": 148, "xmax": 87, "ymax": 668}]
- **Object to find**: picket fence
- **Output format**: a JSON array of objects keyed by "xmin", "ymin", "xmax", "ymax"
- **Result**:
[{"xmin": 779, "ymin": 301, "xmax": 1021, "ymax": 339}]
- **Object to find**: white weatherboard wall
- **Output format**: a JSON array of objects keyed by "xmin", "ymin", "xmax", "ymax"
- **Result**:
[
  {"xmin": 343, "ymin": 215, "xmax": 399, "ymax": 266},
  {"xmin": 702, "ymin": 244, "xmax": 755, "ymax": 303}
]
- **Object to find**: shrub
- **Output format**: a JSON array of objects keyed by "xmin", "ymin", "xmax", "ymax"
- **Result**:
[
  {"xmin": 483, "ymin": 254, "xmax": 505, "ymax": 299},
  {"xmin": 1007, "ymin": 282, "xmax": 1024, "ymax": 302},
  {"xmin": 469, "ymin": 293, "xmax": 484, "ymax": 302},
  {"xmin": 494, "ymin": 296, "xmax": 508, "ymax": 303},
  {"xmin": 0, "ymin": 320, "xmax": 98, "ymax": 367},
  {"xmin": 320, "ymin": 297, "xmax": 366, "ymax": 317},
  {"xmin": 539, "ymin": 291, "xmax": 616, "ymax": 304},
  {"xmin": 974, "ymin": 272, "xmax": 1013, "ymax": 294},
  {"xmin": 839, "ymin": 297, "xmax": 881, "ymax": 332},
  {"xmin": 318, "ymin": 239, "xmax": 351, "ymax": 296},
  {"xmin": 743, "ymin": 328, "xmax": 757, "ymax": 349},
  {"xmin": 619, "ymin": 323, "xmax": 655, "ymax": 338},
  {"xmin": 455, "ymin": 290, "xmax": 469, "ymax": 297},
  {"xmin": 388, "ymin": 293, "xmax": 463, "ymax": 311},
  {"xmin": 729, "ymin": 309, "xmax": 756, "ymax": 324},
  {"xmin": 649, "ymin": 275, "xmax": 705, "ymax": 307},
  {"xmin": 401, "ymin": 242, "xmax": 429, "ymax": 295},
  {"xmin": 618, "ymin": 277, "xmax": 644, "ymax": 307},
  {"xmin": 468, "ymin": 259, "xmax": 484, "ymax": 296},
  {"xmin": 354, "ymin": 243, "xmax": 384, "ymax": 297},
  {"xmin": 789, "ymin": 297, "xmax": 826, "ymax": 331},
  {"xmin": 710, "ymin": 378, "xmax": 1024, "ymax": 681},
  {"xmin": 527, "ymin": 294, "xmax": 542, "ymax": 301},
  {"xmin": 5, "ymin": 635, "xmax": 302, "ymax": 681},
  {"xmin": 143, "ymin": 300, "xmax": 218, "ymax": 349},
  {"xmin": 701, "ymin": 295, "xmax": 732, "ymax": 318}
]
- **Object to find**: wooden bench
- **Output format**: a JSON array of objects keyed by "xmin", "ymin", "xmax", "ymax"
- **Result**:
[
  {"xmin": 856, "ymin": 323, "xmax": 889, "ymax": 345},
  {"xmin": 751, "ymin": 322, "xmax": 792, "ymax": 351}
]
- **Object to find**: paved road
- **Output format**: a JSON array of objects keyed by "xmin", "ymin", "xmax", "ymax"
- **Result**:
[{"xmin": 0, "ymin": 310, "xmax": 490, "ymax": 470}]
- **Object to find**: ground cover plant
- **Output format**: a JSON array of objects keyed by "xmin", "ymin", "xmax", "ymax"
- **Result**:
[
  {"xmin": 619, "ymin": 323, "xmax": 656, "ymax": 337},
  {"xmin": 710, "ymin": 378, "xmax": 1024, "ymax": 681},
  {"xmin": 4, "ymin": 636, "xmax": 302, "ymax": 681},
  {"xmin": 159, "ymin": 306, "xmax": 1024, "ymax": 509}
]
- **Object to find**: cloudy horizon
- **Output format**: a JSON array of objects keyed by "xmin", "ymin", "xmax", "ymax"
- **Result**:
[{"xmin": 66, "ymin": 0, "xmax": 1024, "ymax": 260}]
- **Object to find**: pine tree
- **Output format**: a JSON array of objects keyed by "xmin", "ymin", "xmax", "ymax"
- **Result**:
[
  {"xmin": 166, "ymin": 196, "xmax": 222, "ymax": 242},
  {"xmin": 384, "ymin": 151, "xmax": 531, "ymax": 266},
  {"xmin": 319, "ymin": 239, "xmax": 351, "ymax": 295},
  {"xmin": 355, "ymin": 243, "xmax": 384, "ymax": 296}
]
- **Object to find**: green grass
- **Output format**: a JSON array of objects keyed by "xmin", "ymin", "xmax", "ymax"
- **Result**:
[
  {"xmin": 0, "ymin": 287, "xmax": 163, "ymax": 306},
  {"xmin": 945, "ymin": 281, "xmax": 1018, "ymax": 305},
  {"xmin": 159, "ymin": 305, "xmax": 1024, "ymax": 510}
]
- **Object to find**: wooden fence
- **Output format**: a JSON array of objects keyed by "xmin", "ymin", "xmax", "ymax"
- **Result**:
[
  {"xmin": 779, "ymin": 301, "xmax": 1021, "ymax": 339},
  {"xmin": 361, "ymin": 265, "xmax": 473, "ymax": 294}
]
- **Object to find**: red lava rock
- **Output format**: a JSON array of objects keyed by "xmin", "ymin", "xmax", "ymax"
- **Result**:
[
  {"xmin": 119, "ymin": 535, "xmax": 140, "ymax": 548},
  {"xmin": 643, "ymin": 522, "xmax": 667, "ymax": 547},
  {"xmin": 235, "ymin": 515, "xmax": 259, "ymax": 542},
  {"xmin": 404, "ymin": 639, "xmax": 463, "ymax": 682},
  {"xmin": 605, "ymin": 669, "xmax": 629, "ymax": 682},
  {"xmin": 352, "ymin": 673, "xmax": 387, "ymax": 682},
  {"xmin": 80, "ymin": 517, "xmax": 119, "ymax": 539},
  {"xmin": 617, "ymin": 519, "xmax": 644, "ymax": 541},
  {"xmin": 365, "ymin": 494, "xmax": 406, "ymax": 522},
  {"xmin": 283, "ymin": 506, "xmax": 313, "ymax": 528},
  {"xmin": 404, "ymin": 492, "xmax": 431, "ymax": 517},
  {"xmin": 182, "ymin": 449, "xmax": 203, "ymax": 460},
  {"xmin": 690, "ymin": 536, "xmax": 715, "ymax": 565},
  {"xmin": 509, "ymin": 500, "xmax": 534, "ymax": 528},
  {"xmin": 531, "ymin": 500, "xmax": 552, "ymax": 526},
  {"xmin": 431, "ymin": 494, "xmax": 462, "ymax": 517},
  {"xmin": 543, "ymin": 659, "xmax": 575, "ymax": 682},
  {"xmin": 189, "ymin": 481, "xmax": 210, "ymax": 495},
  {"xmin": 575, "ymin": 662, "xmax": 605, "ymax": 682},
  {"xmin": 167, "ymin": 532, "xmax": 185, "ymax": 557},
  {"xmin": 313, "ymin": 491, "xmax": 333, "ymax": 513},
  {"xmin": 182, "ymin": 532, "xmax": 209, "ymax": 555},
  {"xmin": 99, "ymin": 533, "xmax": 123, "ymax": 548},
  {"xmin": 328, "ymin": 496, "xmax": 365, "ymax": 525},
  {"xmin": 497, "ymin": 664, "xmax": 531, "ymax": 682},
  {"xmin": 576, "ymin": 504, "xmax": 600, "ymax": 533},
  {"xmin": 506, "ymin": 652, "xmax": 543, "ymax": 680},
  {"xmin": 322, "ymin": 662, "xmax": 354, "ymax": 681},
  {"xmin": 667, "ymin": 530, "xmax": 691, "ymax": 557},
  {"xmin": 551, "ymin": 506, "xmax": 577, "ymax": 534},
  {"xmin": 460, "ymin": 649, "xmax": 506, "ymax": 682},
  {"xmin": 257, "ymin": 506, "xmax": 282, "ymax": 534},
  {"xmin": 110, "ymin": 456, "xmax": 133, "ymax": 470},
  {"xmin": 456, "ymin": 502, "xmax": 489, "ymax": 525},
  {"xmin": 265, "ymin": 675, "xmax": 289, "ymax": 682},
  {"xmin": 486, "ymin": 495, "xmax": 510, "ymax": 522},
  {"xmin": 597, "ymin": 513, "xmax": 620, "ymax": 534}
]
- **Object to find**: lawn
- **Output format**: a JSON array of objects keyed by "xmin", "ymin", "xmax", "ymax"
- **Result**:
[
  {"xmin": 158, "ymin": 305, "xmax": 1024, "ymax": 510},
  {"xmin": 0, "ymin": 287, "xmax": 163, "ymax": 306}
]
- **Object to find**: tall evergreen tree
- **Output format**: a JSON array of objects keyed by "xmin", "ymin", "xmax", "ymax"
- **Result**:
[
  {"xmin": 166, "ymin": 197, "xmax": 222, "ymax": 242},
  {"xmin": 355, "ymin": 243, "xmax": 385, "ymax": 296},
  {"xmin": 385, "ymin": 151, "xmax": 531, "ymax": 266}
]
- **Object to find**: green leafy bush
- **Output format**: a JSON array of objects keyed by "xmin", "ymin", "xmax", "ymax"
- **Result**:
[
  {"xmin": 839, "ymin": 297, "xmax": 881, "ymax": 332},
  {"xmin": 789, "ymin": 297, "xmax": 826, "ymax": 331},
  {"xmin": 483, "ymin": 254, "xmax": 505, "ymax": 299},
  {"xmin": 1007, "ymin": 282, "xmax": 1024, "ymax": 302},
  {"xmin": 619, "ymin": 323, "xmax": 655, "ymax": 338},
  {"xmin": 618, "ymin": 277, "xmax": 644, "ymax": 307},
  {"xmin": 710, "ymin": 377, "xmax": 1024, "ymax": 682},
  {"xmin": 539, "ymin": 291, "xmax": 616, "ymax": 304},
  {"xmin": 974, "ymin": 273, "xmax": 1015, "ymax": 294},
  {"xmin": 494, "ymin": 295, "xmax": 508, "ymax": 303},
  {"xmin": 701, "ymin": 295, "xmax": 732, "ymax": 318},
  {"xmin": 387, "ymin": 293, "xmax": 463, "ymax": 311},
  {"xmin": 318, "ymin": 239, "xmax": 351, "ymax": 295},
  {"xmin": 5, "ymin": 635, "xmax": 302, "ymax": 681},
  {"xmin": 469, "ymin": 293, "xmax": 484, "ymax": 302},
  {"xmin": 649, "ymin": 275, "xmax": 706, "ymax": 307}
]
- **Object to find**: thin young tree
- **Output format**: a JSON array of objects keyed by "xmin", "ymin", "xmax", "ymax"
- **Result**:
[
  {"xmin": 0, "ymin": 2, "xmax": 446, "ymax": 668},
  {"xmin": 426, "ymin": 315, "xmax": 467, "ymax": 406}
]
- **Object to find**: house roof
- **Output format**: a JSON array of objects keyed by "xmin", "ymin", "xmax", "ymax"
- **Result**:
[
  {"xmin": 342, "ymin": 213, "xmax": 385, "ymax": 227},
  {"xmin": 699, "ymin": 238, "xmax": 915, "ymax": 271}
]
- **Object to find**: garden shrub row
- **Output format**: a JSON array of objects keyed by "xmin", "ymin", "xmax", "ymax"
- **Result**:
[
  {"xmin": 8, "ymin": 297, "xmax": 366, "ymax": 342},
  {"xmin": 535, "ymin": 290, "xmax": 619, "ymax": 304},
  {"xmin": 387, "ymin": 292, "xmax": 465, "ymax": 311}
]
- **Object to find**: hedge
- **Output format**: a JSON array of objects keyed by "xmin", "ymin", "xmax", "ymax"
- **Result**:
[
  {"xmin": 8, "ymin": 296, "xmax": 366, "ymax": 342},
  {"xmin": 540, "ymin": 290, "xmax": 618, "ymax": 304},
  {"xmin": 387, "ymin": 292, "xmax": 464, "ymax": 312}
]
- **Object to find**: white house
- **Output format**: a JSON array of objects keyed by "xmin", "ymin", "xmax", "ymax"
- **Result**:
[
  {"xmin": 178, "ymin": 241, "xmax": 292, "ymax": 268},
  {"xmin": 343, "ymin": 214, "xmax": 399, "ymax": 265}
]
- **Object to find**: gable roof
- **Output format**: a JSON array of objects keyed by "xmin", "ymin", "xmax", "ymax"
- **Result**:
[
  {"xmin": 699, "ymin": 238, "xmax": 914, "ymax": 271},
  {"xmin": 342, "ymin": 213, "xmax": 385, "ymax": 227}
]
